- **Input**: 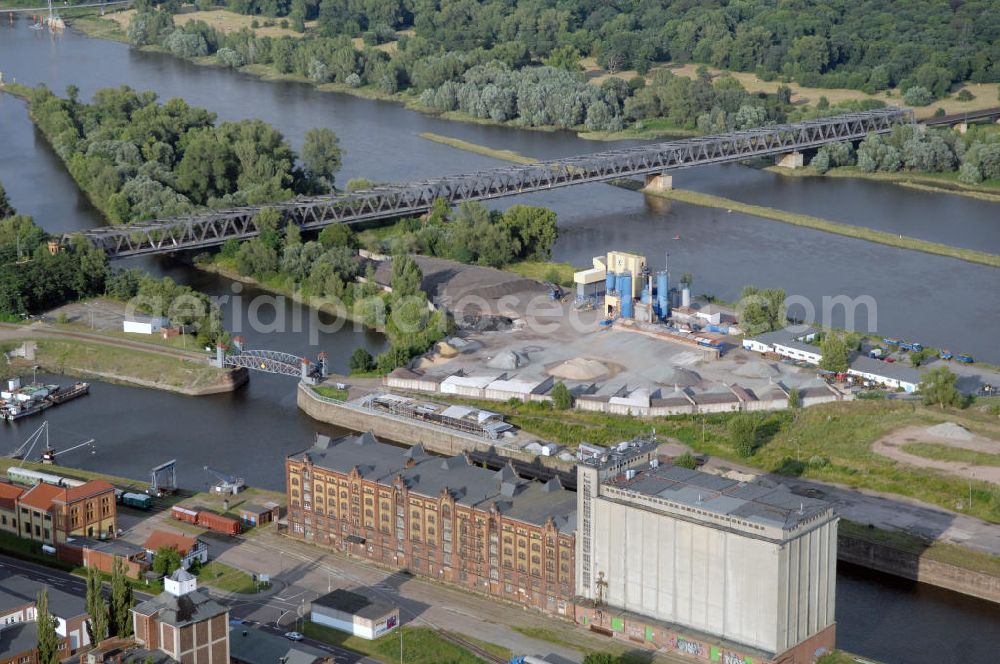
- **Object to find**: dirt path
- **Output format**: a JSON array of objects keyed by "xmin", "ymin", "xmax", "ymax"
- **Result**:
[
  {"xmin": 0, "ymin": 322, "xmax": 207, "ymax": 362},
  {"xmin": 873, "ymin": 425, "xmax": 1000, "ymax": 484}
]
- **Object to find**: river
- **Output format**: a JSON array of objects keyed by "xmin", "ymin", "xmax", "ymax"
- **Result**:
[{"xmin": 0, "ymin": 18, "xmax": 998, "ymax": 663}]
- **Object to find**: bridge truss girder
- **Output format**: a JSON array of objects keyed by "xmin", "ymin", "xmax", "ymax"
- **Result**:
[
  {"xmin": 75, "ymin": 107, "xmax": 913, "ymax": 259},
  {"xmin": 223, "ymin": 349, "xmax": 304, "ymax": 377}
]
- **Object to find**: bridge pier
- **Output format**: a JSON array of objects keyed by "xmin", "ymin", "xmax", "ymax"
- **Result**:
[
  {"xmin": 775, "ymin": 151, "xmax": 804, "ymax": 169},
  {"xmin": 214, "ymin": 344, "xmax": 225, "ymax": 368},
  {"xmin": 953, "ymin": 121, "xmax": 968, "ymax": 134},
  {"xmin": 644, "ymin": 173, "xmax": 673, "ymax": 192}
]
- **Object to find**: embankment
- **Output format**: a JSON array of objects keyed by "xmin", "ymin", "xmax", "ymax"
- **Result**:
[
  {"xmin": 297, "ymin": 383, "xmax": 567, "ymax": 468},
  {"xmin": 838, "ymin": 523, "xmax": 1000, "ymax": 604},
  {"xmin": 642, "ymin": 187, "xmax": 1000, "ymax": 269},
  {"xmin": 4, "ymin": 336, "xmax": 246, "ymax": 395}
]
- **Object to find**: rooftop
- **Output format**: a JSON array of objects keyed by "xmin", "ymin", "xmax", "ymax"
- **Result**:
[
  {"xmin": 17, "ymin": 482, "xmax": 64, "ymax": 512},
  {"xmin": 849, "ymin": 355, "xmax": 924, "ymax": 384},
  {"xmin": 748, "ymin": 328, "xmax": 816, "ymax": 347},
  {"xmin": 0, "ymin": 481, "xmax": 24, "ymax": 509},
  {"xmin": 604, "ymin": 465, "xmax": 833, "ymax": 532},
  {"xmin": 132, "ymin": 587, "xmax": 227, "ymax": 628},
  {"xmin": 291, "ymin": 433, "xmax": 577, "ymax": 533},
  {"xmin": 76, "ymin": 537, "xmax": 146, "ymax": 558},
  {"xmin": 312, "ymin": 589, "xmax": 397, "ymax": 620},
  {"xmin": 0, "ymin": 569, "xmax": 88, "ymax": 617},
  {"xmin": 0, "ymin": 620, "xmax": 39, "ymax": 657},
  {"xmin": 143, "ymin": 530, "xmax": 200, "ymax": 555},
  {"xmin": 578, "ymin": 439, "xmax": 658, "ymax": 471},
  {"xmin": 229, "ymin": 626, "xmax": 328, "ymax": 664},
  {"xmin": 64, "ymin": 480, "xmax": 115, "ymax": 502}
]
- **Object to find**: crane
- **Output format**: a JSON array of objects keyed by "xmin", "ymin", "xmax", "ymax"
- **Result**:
[{"xmin": 204, "ymin": 465, "xmax": 245, "ymax": 495}]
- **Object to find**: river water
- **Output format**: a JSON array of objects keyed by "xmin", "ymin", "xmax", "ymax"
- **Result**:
[{"xmin": 0, "ymin": 19, "xmax": 998, "ymax": 663}]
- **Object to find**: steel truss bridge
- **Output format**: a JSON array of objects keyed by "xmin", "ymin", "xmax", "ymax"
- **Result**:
[
  {"xmin": 74, "ymin": 107, "xmax": 913, "ymax": 259},
  {"xmin": 220, "ymin": 348, "xmax": 328, "ymax": 381}
]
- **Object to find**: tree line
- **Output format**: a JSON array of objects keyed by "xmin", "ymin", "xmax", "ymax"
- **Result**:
[
  {"xmin": 810, "ymin": 124, "xmax": 1000, "ymax": 184},
  {"xmin": 27, "ymin": 84, "xmax": 341, "ymax": 225},
  {"xmin": 132, "ymin": 0, "xmax": 999, "ymax": 103},
  {"xmin": 125, "ymin": 4, "xmax": 815, "ymax": 132}
]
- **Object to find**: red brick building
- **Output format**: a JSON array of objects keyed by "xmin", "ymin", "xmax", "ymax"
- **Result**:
[
  {"xmin": 286, "ymin": 433, "xmax": 577, "ymax": 616},
  {"xmin": 12, "ymin": 480, "xmax": 116, "ymax": 545},
  {"xmin": 132, "ymin": 570, "xmax": 229, "ymax": 664}
]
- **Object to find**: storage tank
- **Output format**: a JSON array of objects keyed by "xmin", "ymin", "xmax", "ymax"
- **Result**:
[
  {"xmin": 605, "ymin": 271, "xmax": 616, "ymax": 294},
  {"xmin": 682, "ymin": 287, "xmax": 691, "ymax": 308},
  {"xmin": 640, "ymin": 287, "xmax": 651, "ymax": 304},
  {"xmin": 656, "ymin": 271, "xmax": 669, "ymax": 319},
  {"xmin": 617, "ymin": 273, "xmax": 632, "ymax": 304}
]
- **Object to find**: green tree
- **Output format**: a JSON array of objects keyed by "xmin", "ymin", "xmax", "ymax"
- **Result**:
[
  {"xmin": 36, "ymin": 589, "xmax": 60, "ymax": 664},
  {"xmin": 920, "ymin": 365, "xmax": 961, "ymax": 409},
  {"xmin": 787, "ymin": 387, "xmax": 801, "ymax": 410},
  {"xmin": 737, "ymin": 285, "xmax": 786, "ymax": 335},
  {"xmin": 349, "ymin": 347, "xmax": 375, "ymax": 373},
  {"xmin": 729, "ymin": 413, "xmax": 758, "ymax": 457},
  {"xmin": 85, "ymin": 567, "xmax": 109, "ymax": 646},
  {"xmin": 501, "ymin": 205, "xmax": 558, "ymax": 260},
  {"xmin": 301, "ymin": 127, "xmax": 343, "ymax": 187},
  {"xmin": 318, "ymin": 224, "xmax": 357, "ymax": 249},
  {"xmin": 152, "ymin": 545, "xmax": 183, "ymax": 577},
  {"xmin": 111, "ymin": 557, "xmax": 134, "ymax": 637},
  {"xmin": 674, "ymin": 452, "xmax": 698, "ymax": 469},
  {"xmin": 551, "ymin": 382, "xmax": 573, "ymax": 410},
  {"xmin": 390, "ymin": 254, "xmax": 423, "ymax": 299},
  {"xmin": 0, "ymin": 182, "xmax": 14, "ymax": 219},
  {"xmin": 819, "ymin": 333, "xmax": 850, "ymax": 373},
  {"xmin": 903, "ymin": 86, "xmax": 933, "ymax": 106}
]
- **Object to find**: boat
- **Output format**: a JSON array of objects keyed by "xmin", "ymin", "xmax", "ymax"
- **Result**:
[
  {"xmin": 5, "ymin": 398, "xmax": 52, "ymax": 421},
  {"xmin": 47, "ymin": 381, "xmax": 89, "ymax": 404}
]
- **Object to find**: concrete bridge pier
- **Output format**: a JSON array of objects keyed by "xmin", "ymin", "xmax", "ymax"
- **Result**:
[
  {"xmin": 953, "ymin": 121, "xmax": 968, "ymax": 134},
  {"xmin": 644, "ymin": 173, "xmax": 673, "ymax": 191},
  {"xmin": 214, "ymin": 344, "xmax": 226, "ymax": 368},
  {"xmin": 775, "ymin": 151, "xmax": 805, "ymax": 169}
]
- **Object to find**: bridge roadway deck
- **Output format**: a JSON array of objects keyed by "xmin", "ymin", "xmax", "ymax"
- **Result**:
[{"xmin": 73, "ymin": 107, "xmax": 913, "ymax": 259}]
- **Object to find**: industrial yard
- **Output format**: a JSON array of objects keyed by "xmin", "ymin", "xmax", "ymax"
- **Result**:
[{"xmin": 386, "ymin": 251, "xmax": 842, "ymax": 415}]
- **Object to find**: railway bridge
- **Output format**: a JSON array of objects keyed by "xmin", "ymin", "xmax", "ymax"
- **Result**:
[{"xmin": 71, "ymin": 107, "xmax": 913, "ymax": 259}]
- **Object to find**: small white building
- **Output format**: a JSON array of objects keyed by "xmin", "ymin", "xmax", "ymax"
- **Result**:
[
  {"xmin": 123, "ymin": 316, "xmax": 170, "ymax": 335},
  {"xmin": 311, "ymin": 589, "xmax": 399, "ymax": 640},
  {"xmin": 848, "ymin": 356, "xmax": 923, "ymax": 393},
  {"xmin": 439, "ymin": 372, "xmax": 503, "ymax": 398},
  {"xmin": 772, "ymin": 339, "xmax": 822, "ymax": 365}
]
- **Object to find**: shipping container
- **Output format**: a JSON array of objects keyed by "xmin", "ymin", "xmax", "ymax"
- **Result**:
[
  {"xmin": 196, "ymin": 510, "xmax": 242, "ymax": 535},
  {"xmin": 171, "ymin": 505, "xmax": 200, "ymax": 524},
  {"xmin": 121, "ymin": 492, "xmax": 153, "ymax": 510}
]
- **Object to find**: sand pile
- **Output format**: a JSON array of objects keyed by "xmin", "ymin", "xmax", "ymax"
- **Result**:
[
  {"xmin": 548, "ymin": 357, "xmax": 609, "ymax": 381},
  {"xmin": 435, "ymin": 341, "xmax": 459, "ymax": 358},
  {"xmin": 926, "ymin": 422, "xmax": 973, "ymax": 441},
  {"xmin": 659, "ymin": 367, "xmax": 701, "ymax": 387},
  {"xmin": 733, "ymin": 361, "xmax": 781, "ymax": 379},
  {"xmin": 487, "ymin": 350, "xmax": 529, "ymax": 370}
]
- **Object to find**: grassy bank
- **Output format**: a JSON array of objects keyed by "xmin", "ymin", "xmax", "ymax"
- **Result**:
[
  {"xmin": 7, "ymin": 337, "xmax": 234, "ymax": 394},
  {"xmin": 504, "ymin": 260, "xmax": 577, "ymax": 286},
  {"xmin": 436, "ymin": 396, "xmax": 1000, "ymax": 523},
  {"xmin": 312, "ymin": 385, "xmax": 348, "ymax": 401},
  {"xmin": 419, "ymin": 132, "xmax": 538, "ymax": 164},
  {"xmin": 840, "ymin": 520, "xmax": 1000, "ymax": 577},
  {"xmin": 767, "ymin": 165, "xmax": 1000, "ymax": 202},
  {"xmin": 304, "ymin": 623, "xmax": 507, "ymax": 664},
  {"xmin": 643, "ymin": 187, "xmax": 1000, "ymax": 269}
]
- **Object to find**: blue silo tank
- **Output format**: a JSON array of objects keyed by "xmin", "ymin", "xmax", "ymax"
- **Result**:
[
  {"xmin": 605, "ymin": 271, "xmax": 616, "ymax": 293},
  {"xmin": 656, "ymin": 271, "xmax": 669, "ymax": 319},
  {"xmin": 641, "ymin": 287, "xmax": 651, "ymax": 304},
  {"xmin": 616, "ymin": 272, "xmax": 628, "ymax": 297},
  {"xmin": 621, "ymin": 294, "xmax": 634, "ymax": 318},
  {"xmin": 618, "ymin": 274, "xmax": 632, "ymax": 317}
]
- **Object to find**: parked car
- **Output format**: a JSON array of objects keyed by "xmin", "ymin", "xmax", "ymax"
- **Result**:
[{"xmin": 284, "ymin": 632, "xmax": 304, "ymax": 642}]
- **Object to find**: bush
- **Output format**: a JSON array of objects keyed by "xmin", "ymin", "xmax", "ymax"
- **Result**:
[
  {"xmin": 903, "ymin": 86, "xmax": 933, "ymax": 106},
  {"xmin": 729, "ymin": 414, "xmax": 759, "ymax": 457},
  {"xmin": 956, "ymin": 89, "xmax": 974, "ymax": 102},
  {"xmin": 349, "ymin": 347, "xmax": 375, "ymax": 373},
  {"xmin": 551, "ymin": 382, "xmax": 573, "ymax": 410},
  {"xmin": 216, "ymin": 48, "xmax": 244, "ymax": 69},
  {"xmin": 345, "ymin": 73, "xmax": 362, "ymax": 88},
  {"xmin": 674, "ymin": 452, "xmax": 698, "ymax": 469}
]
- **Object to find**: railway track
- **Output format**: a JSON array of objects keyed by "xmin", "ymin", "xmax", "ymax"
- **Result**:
[{"xmin": 441, "ymin": 631, "xmax": 508, "ymax": 664}]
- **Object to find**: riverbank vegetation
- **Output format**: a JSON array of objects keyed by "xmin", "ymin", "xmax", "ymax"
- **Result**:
[
  {"xmin": 435, "ymin": 395, "xmax": 1000, "ymax": 524},
  {"xmin": 808, "ymin": 124, "xmax": 1000, "ymax": 187},
  {"xmin": 642, "ymin": 188, "xmax": 1000, "ymax": 269},
  {"xmin": 418, "ymin": 132, "xmax": 537, "ymax": 164},
  {"xmin": 24, "ymin": 84, "xmax": 339, "ymax": 224}
]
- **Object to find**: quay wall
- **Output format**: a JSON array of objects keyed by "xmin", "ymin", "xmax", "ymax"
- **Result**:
[{"xmin": 838, "ymin": 533, "xmax": 1000, "ymax": 604}]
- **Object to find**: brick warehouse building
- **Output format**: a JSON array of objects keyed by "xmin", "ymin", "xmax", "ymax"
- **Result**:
[
  {"xmin": 286, "ymin": 433, "xmax": 577, "ymax": 615},
  {"xmin": 3, "ymin": 479, "xmax": 117, "ymax": 545}
]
